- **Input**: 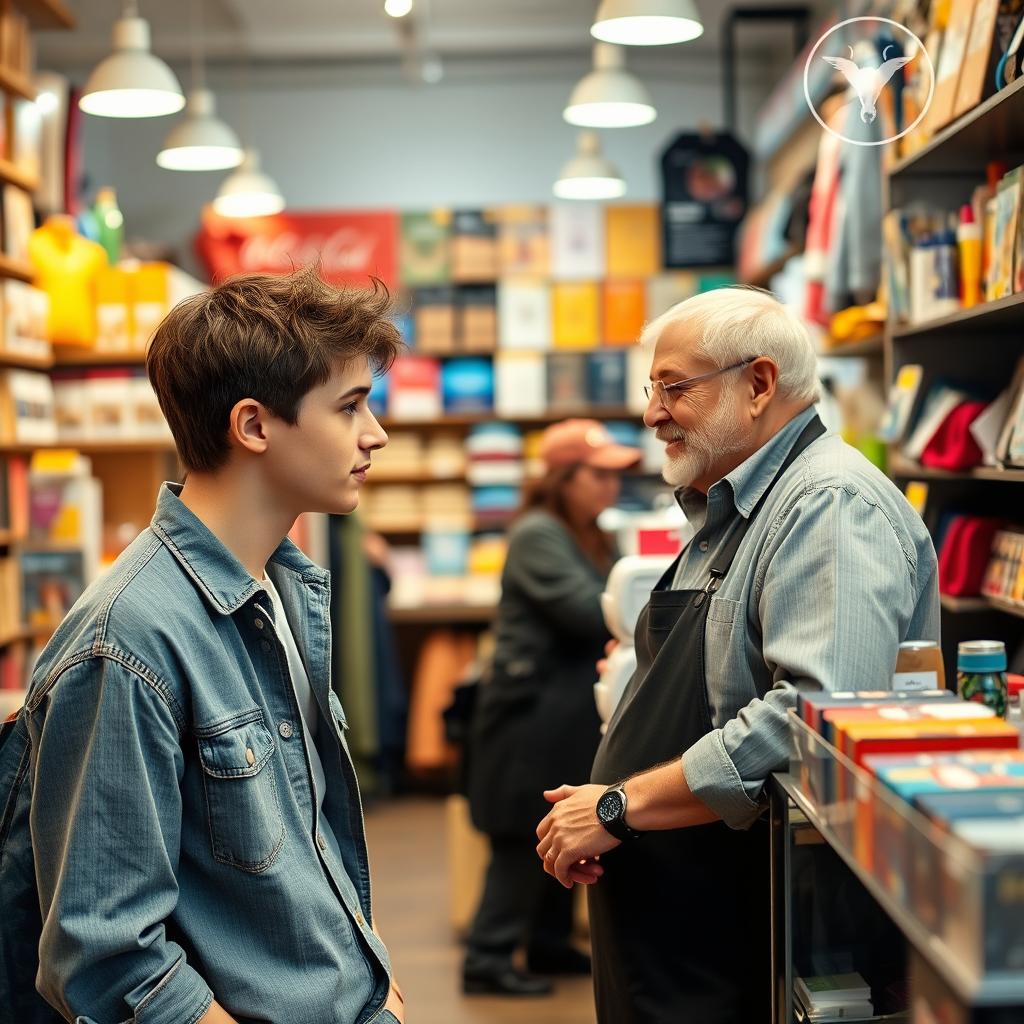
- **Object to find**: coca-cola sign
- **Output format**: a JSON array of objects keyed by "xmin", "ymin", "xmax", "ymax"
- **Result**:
[{"xmin": 196, "ymin": 208, "xmax": 399, "ymax": 288}]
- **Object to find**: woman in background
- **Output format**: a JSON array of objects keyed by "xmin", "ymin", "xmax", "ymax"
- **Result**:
[{"xmin": 463, "ymin": 419, "xmax": 640, "ymax": 997}]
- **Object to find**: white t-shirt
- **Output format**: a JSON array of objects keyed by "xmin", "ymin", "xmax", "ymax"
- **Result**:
[{"xmin": 262, "ymin": 574, "xmax": 327, "ymax": 818}]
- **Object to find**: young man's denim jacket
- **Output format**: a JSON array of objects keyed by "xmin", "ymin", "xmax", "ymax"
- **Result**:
[{"xmin": 19, "ymin": 483, "xmax": 396, "ymax": 1024}]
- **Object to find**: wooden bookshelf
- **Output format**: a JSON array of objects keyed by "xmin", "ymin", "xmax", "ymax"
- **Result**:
[
  {"xmin": 890, "ymin": 76, "xmax": 1024, "ymax": 179},
  {"xmin": 891, "ymin": 292, "xmax": 1024, "ymax": 339},
  {"xmin": 13, "ymin": 0, "xmax": 75, "ymax": 30},
  {"xmin": 54, "ymin": 349, "xmax": 149, "ymax": 367},
  {"xmin": 821, "ymin": 334, "xmax": 884, "ymax": 358},
  {"xmin": 0, "ymin": 349, "xmax": 53, "ymax": 370},
  {"xmin": 380, "ymin": 406, "xmax": 640, "ymax": 431},
  {"xmin": 0, "ymin": 253, "xmax": 34, "ymax": 283},
  {"xmin": 0, "ymin": 624, "xmax": 52, "ymax": 648},
  {"xmin": 888, "ymin": 454, "xmax": 1024, "ymax": 484},
  {"xmin": 388, "ymin": 604, "xmax": 496, "ymax": 625},
  {"xmin": 0, "ymin": 63, "xmax": 35, "ymax": 101},
  {"xmin": 940, "ymin": 594, "xmax": 1024, "ymax": 621},
  {"xmin": 0, "ymin": 440, "xmax": 176, "ymax": 456},
  {"xmin": 0, "ymin": 157, "xmax": 38, "ymax": 193}
]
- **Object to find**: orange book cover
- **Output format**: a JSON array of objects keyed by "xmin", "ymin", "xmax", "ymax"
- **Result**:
[
  {"xmin": 606, "ymin": 205, "xmax": 660, "ymax": 278},
  {"xmin": 603, "ymin": 280, "xmax": 645, "ymax": 346},
  {"xmin": 953, "ymin": 0, "xmax": 1000, "ymax": 119},
  {"xmin": 841, "ymin": 718, "xmax": 1020, "ymax": 767},
  {"xmin": 552, "ymin": 282, "xmax": 600, "ymax": 349}
]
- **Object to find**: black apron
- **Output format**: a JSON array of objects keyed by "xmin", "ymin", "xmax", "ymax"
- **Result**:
[{"xmin": 589, "ymin": 415, "xmax": 826, "ymax": 1024}]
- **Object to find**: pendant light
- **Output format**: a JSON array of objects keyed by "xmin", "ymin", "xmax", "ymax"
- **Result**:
[
  {"xmin": 591, "ymin": 0, "xmax": 704, "ymax": 46},
  {"xmin": 564, "ymin": 43, "xmax": 656, "ymax": 128},
  {"xmin": 553, "ymin": 131, "xmax": 626, "ymax": 201},
  {"xmin": 79, "ymin": 0, "xmax": 184, "ymax": 118},
  {"xmin": 213, "ymin": 150, "xmax": 285, "ymax": 218},
  {"xmin": 157, "ymin": 0, "xmax": 242, "ymax": 170}
]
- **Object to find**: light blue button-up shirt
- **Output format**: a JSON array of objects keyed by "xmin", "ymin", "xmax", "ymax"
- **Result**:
[
  {"xmin": 21, "ymin": 483, "xmax": 396, "ymax": 1024},
  {"xmin": 673, "ymin": 407, "xmax": 940, "ymax": 828}
]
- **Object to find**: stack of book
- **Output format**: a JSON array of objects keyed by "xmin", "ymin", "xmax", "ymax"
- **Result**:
[{"xmin": 794, "ymin": 973, "xmax": 873, "ymax": 1022}]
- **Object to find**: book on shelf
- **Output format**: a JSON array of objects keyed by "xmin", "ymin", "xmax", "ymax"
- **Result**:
[
  {"xmin": 603, "ymin": 279, "xmax": 646, "ymax": 346},
  {"xmin": 400, "ymin": 210, "xmax": 452, "ymax": 287},
  {"xmin": 550, "ymin": 203, "xmax": 605, "ymax": 280},
  {"xmin": 497, "ymin": 279, "xmax": 551, "ymax": 350},
  {"xmin": 497, "ymin": 205, "xmax": 549, "ymax": 276},
  {"xmin": 494, "ymin": 351, "xmax": 546, "ymax": 416},
  {"xmin": 388, "ymin": 356, "xmax": 442, "ymax": 420},
  {"xmin": 546, "ymin": 352, "xmax": 588, "ymax": 412},
  {"xmin": 605, "ymin": 204, "xmax": 660, "ymax": 278},
  {"xmin": 457, "ymin": 285, "xmax": 497, "ymax": 353},
  {"xmin": 20, "ymin": 548, "xmax": 86, "ymax": 632},
  {"xmin": 586, "ymin": 351, "xmax": 627, "ymax": 406},
  {"xmin": 413, "ymin": 287, "xmax": 457, "ymax": 355},
  {"xmin": 28, "ymin": 450, "xmax": 102, "ymax": 582},
  {"xmin": 0, "ymin": 553, "xmax": 22, "ymax": 639},
  {"xmin": 926, "ymin": 0, "xmax": 976, "ymax": 133},
  {"xmin": 451, "ymin": 209, "xmax": 498, "ymax": 283},
  {"xmin": 952, "ymin": 0, "xmax": 1001, "ymax": 119},
  {"xmin": 3, "ymin": 184, "xmax": 33, "ymax": 264},
  {"xmin": 2, "ymin": 281, "xmax": 51, "ymax": 363},
  {"xmin": 0, "ymin": 368, "xmax": 57, "ymax": 445},
  {"xmin": 551, "ymin": 281, "xmax": 600, "ymax": 349}
]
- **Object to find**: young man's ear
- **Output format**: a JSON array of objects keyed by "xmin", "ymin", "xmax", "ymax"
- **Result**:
[{"xmin": 229, "ymin": 399, "xmax": 271, "ymax": 455}]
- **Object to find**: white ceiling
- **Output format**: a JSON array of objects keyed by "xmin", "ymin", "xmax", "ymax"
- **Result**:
[{"xmin": 38, "ymin": 0, "xmax": 815, "ymax": 67}]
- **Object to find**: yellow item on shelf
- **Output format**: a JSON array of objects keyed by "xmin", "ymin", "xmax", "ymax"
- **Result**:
[
  {"xmin": 551, "ymin": 281, "xmax": 600, "ymax": 348},
  {"xmin": 28, "ymin": 216, "xmax": 107, "ymax": 347},
  {"xmin": 95, "ymin": 267, "xmax": 133, "ymax": 353},
  {"xmin": 131, "ymin": 263, "xmax": 171, "ymax": 352}
]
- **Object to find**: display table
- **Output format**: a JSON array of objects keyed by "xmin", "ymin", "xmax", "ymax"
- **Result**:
[{"xmin": 770, "ymin": 713, "xmax": 1024, "ymax": 1023}]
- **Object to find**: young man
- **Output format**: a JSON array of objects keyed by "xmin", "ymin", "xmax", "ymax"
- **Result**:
[{"xmin": 20, "ymin": 267, "xmax": 405, "ymax": 1024}]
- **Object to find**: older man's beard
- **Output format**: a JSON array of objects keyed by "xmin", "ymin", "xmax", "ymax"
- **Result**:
[{"xmin": 658, "ymin": 394, "xmax": 752, "ymax": 488}]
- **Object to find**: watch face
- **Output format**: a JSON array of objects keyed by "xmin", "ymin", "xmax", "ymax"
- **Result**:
[{"xmin": 597, "ymin": 791, "xmax": 623, "ymax": 824}]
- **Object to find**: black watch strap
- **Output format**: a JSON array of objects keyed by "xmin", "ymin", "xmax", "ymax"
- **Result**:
[{"xmin": 597, "ymin": 785, "xmax": 642, "ymax": 842}]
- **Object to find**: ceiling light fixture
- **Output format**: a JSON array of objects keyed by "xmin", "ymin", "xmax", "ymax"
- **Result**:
[
  {"xmin": 591, "ymin": 0, "xmax": 704, "ymax": 46},
  {"xmin": 553, "ymin": 131, "xmax": 626, "ymax": 200},
  {"xmin": 79, "ymin": 1, "xmax": 184, "ymax": 118},
  {"xmin": 384, "ymin": 0, "xmax": 414, "ymax": 17},
  {"xmin": 157, "ymin": 0, "xmax": 242, "ymax": 171},
  {"xmin": 564, "ymin": 43, "xmax": 656, "ymax": 128},
  {"xmin": 157, "ymin": 89, "xmax": 243, "ymax": 170},
  {"xmin": 213, "ymin": 150, "xmax": 285, "ymax": 218}
]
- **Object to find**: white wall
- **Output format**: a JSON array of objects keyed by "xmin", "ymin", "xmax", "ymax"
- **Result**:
[{"xmin": 76, "ymin": 55, "xmax": 777, "ymax": 275}]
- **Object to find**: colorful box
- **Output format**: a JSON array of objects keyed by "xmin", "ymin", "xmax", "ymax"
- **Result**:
[{"xmin": 552, "ymin": 282, "xmax": 600, "ymax": 349}]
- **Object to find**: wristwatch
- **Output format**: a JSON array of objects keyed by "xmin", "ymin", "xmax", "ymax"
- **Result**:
[{"xmin": 596, "ymin": 785, "xmax": 642, "ymax": 842}]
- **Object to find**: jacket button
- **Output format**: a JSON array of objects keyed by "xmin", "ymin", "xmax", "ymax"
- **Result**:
[
  {"xmin": 254, "ymin": 618, "xmax": 264, "ymax": 630},
  {"xmin": 279, "ymin": 721, "xmax": 293, "ymax": 739},
  {"xmin": 245, "ymin": 747, "xmax": 255, "ymax": 766},
  {"xmin": 317, "ymin": 834, "xmax": 327, "ymax": 851},
  {"xmin": 699, "ymin": 540, "xmax": 709, "ymax": 552}
]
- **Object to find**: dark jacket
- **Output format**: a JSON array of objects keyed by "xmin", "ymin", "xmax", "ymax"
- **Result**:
[{"xmin": 469, "ymin": 510, "xmax": 611, "ymax": 837}]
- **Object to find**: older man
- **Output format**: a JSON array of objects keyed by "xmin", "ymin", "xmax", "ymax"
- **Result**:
[{"xmin": 535, "ymin": 286, "xmax": 939, "ymax": 1024}]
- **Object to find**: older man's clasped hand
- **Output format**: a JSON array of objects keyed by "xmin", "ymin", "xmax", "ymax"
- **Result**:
[{"xmin": 535, "ymin": 783, "xmax": 618, "ymax": 889}]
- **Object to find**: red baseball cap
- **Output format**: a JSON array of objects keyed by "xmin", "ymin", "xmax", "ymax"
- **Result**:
[{"xmin": 539, "ymin": 419, "xmax": 641, "ymax": 470}]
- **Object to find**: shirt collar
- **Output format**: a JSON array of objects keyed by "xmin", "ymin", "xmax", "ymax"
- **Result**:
[
  {"xmin": 150, "ymin": 482, "xmax": 328, "ymax": 616},
  {"xmin": 675, "ymin": 406, "xmax": 820, "ymax": 522}
]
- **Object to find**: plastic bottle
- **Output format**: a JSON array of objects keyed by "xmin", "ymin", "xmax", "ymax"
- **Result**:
[
  {"xmin": 957, "ymin": 203, "xmax": 982, "ymax": 308},
  {"xmin": 957, "ymin": 640, "xmax": 1009, "ymax": 718},
  {"xmin": 931, "ymin": 225, "xmax": 960, "ymax": 318},
  {"xmin": 92, "ymin": 187, "xmax": 124, "ymax": 265},
  {"xmin": 909, "ymin": 235, "xmax": 934, "ymax": 324}
]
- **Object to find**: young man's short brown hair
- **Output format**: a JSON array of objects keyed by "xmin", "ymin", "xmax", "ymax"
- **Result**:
[{"xmin": 147, "ymin": 264, "xmax": 403, "ymax": 473}]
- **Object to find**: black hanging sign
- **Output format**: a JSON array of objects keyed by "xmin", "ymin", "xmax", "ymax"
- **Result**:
[{"xmin": 660, "ymin": 130, "xmax": 749, "ymax": 268}]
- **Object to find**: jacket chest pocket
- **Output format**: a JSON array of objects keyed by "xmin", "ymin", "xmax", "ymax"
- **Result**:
[{"xmin": 196, "ymin": 710, "xmax": 285, "ymax": 873}]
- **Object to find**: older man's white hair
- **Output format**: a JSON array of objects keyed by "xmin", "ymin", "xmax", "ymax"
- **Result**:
[{"xmin": 640, "ymin": 286, "xmax": 821, "ymax": 404}]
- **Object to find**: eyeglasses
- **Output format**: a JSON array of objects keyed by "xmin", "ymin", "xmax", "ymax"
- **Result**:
[{"xmin": 643, "ymin": 357, "xmax": 757, "ymax": 408}]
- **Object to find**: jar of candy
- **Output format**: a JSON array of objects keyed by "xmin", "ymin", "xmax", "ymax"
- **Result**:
[{"xmin": 957, "ymin": 640, "xmax": 1008, "ymax": 718}]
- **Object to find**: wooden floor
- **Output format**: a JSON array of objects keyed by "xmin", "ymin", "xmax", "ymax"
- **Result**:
[{"xmin": 365, "ymin": 797, "xmax": 597, "ymax": 1024}]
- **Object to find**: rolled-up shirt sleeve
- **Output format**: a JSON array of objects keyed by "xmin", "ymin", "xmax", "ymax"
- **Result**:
[
  {"xmin": 30, "ymin": 655, "xmax": 214, "ymax": 1024},
  {"xmin": 682, "ymin": 485, "xmax": 929, "ymax": 829}
]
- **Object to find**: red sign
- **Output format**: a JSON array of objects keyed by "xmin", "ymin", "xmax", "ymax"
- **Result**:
[{"xmin": 196, "ymin": 208, "xmax": 399, "ymax": 288}]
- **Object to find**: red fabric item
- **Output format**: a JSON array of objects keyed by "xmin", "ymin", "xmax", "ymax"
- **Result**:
[
  {"xmin": 939, "ymin": 516, "xmax": 1005, "ymax": 596},
  {"xmin": 920, "ymin": 400, "xmax": 987, "ymax": 471}
]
